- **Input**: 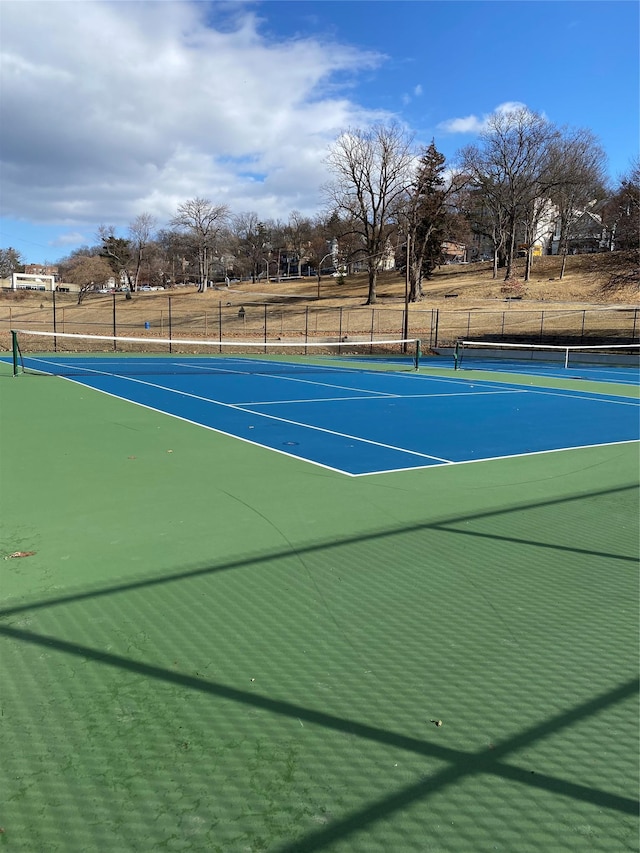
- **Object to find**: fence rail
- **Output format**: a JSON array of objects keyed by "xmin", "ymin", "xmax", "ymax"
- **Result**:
[{"xmin": 1, "ymin": 292, "xmax": 638, "ymax": 351}]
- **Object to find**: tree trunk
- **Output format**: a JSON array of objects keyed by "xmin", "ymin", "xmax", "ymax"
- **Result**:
[
  {"xmin": 524, "ymin": 249, "xmax": 533, "ymax": 282},
  {"xmin": 559, "ymin": 247, "xmax": 568, "ymax": 280},
  {"xmin": 409, "ymin": 258, "xmax": 423, "ymax": 302},
  {"xmin": 504, "ymin": 219, "xmax": 517, "ymax": 280},
  {"xmin": 366, "ymin": 267, "xmax": 377, "ymax": 304}
]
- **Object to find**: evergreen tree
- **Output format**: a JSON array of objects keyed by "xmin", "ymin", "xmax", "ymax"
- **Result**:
[{"xmin": 401, "ymin": 142, "xmax": 461, "ymax": 301}]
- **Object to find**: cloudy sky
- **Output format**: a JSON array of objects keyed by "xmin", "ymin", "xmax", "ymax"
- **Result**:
[{"xmin": 1, "ymin": 0, "xmax": 638, "ymax": 264}]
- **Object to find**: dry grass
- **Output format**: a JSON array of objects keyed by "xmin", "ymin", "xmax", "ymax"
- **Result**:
[{"xmin": 1, "ymin": 254, "xmax": 638, "ymax": 351}]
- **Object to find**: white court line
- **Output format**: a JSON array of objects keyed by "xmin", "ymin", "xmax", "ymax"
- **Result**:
[
  {"xmin": 31, "ymin": 357, "xmax": 452, "ymax": 465},
  {"xmin": 172, "ymin": 360, "xmax": 402, "ymax": 397},
  {"xmin": 26, "ymin": 356, "xmax": 639, "ymax": 476},
  {"xmin": 241, "ymin": 389, "xmax": 525, "ymax": 406},
  {"xmin": 63, "ymin": 379, "xmax": 355, "ymax": 476},
  {"xmin": 505, "ymin": 386, "xmax": 640, "ymax": 407},
  {"xmin": 352, "ymin": 439, "xmax": 640, "ymax": 477}
]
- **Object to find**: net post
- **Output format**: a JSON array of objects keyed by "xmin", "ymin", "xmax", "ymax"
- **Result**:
[
  {"xmin": 564, "ymin": 347, "xmax": 569, "ymax": 369},
  {"xmin": 11, "ymin": 331, "xmax": 20, "ymax": 376},
  {"xmin": 453, "ymin": 339, "xmax": 460, "ymax": 370},
  {"xmin": 413, "ymin": 339, "xmax": 421, "ymax": 370}
]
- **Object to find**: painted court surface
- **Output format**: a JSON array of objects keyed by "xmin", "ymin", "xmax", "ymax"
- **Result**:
[{"xmin": 0, "ymin": 353, "xmax": 638, "ymax": 852}]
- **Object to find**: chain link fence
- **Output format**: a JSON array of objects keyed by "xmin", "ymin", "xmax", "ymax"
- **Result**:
[{"xmin": 1, "ymin": 291, "xmax": 638, "ymax": 350}]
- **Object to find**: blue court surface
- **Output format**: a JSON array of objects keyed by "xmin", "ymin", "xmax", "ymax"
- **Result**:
[
  {"xmin": 12, "ymin": 354, "xmax": 640, "ymax": 476},
  {"xmin": 455, "ymin": 361, "xmax": 640, "ymax": 385},
  {"xmin": 450, "ymin": 354, "xmax": 640, "ymax": 385}
]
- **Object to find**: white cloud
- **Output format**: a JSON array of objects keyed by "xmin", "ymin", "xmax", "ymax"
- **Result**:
[
  {"xmin": 414, "ymin": 84, "xmax": 423, "ymax": 97},
  {"xmin": 0, "ymin": 1, "xmax": 387, "ymax": 229},
  {"xmin": 438, "ymin": 101, "xmax": 529, "ymax": 134},
  {"xmin": 51, "ymin": 231, "xmax": 90, "ymax": 248}
]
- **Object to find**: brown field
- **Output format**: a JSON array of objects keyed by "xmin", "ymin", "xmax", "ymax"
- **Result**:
[{"xmin": 2, "ymin": 254, "xmax": 638, "ymax": 351}]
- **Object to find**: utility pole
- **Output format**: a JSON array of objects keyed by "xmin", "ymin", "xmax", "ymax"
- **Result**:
[{"xmin": 403, "ymin": 235, "xmax": 410, "ymax": 350}]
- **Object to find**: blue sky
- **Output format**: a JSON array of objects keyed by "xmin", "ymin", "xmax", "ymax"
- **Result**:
[{"xmin": 1, "ymin": 0, "xmax": 638, "ymax": 265}]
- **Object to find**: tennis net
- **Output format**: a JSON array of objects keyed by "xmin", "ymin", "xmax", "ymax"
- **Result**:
[
  {"xmin": 9, "ymin": 329, "xmax": 422, "ymax": 376},
  {"xmin": 453, "ymin": 339, "xmax": 640, "ymax": 371}
]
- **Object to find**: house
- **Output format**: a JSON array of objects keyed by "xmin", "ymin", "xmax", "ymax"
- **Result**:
[
  {"xmin": 550, "ymin": 207, "xmax": 608, "ymax": 255},
  {"xmin": 23, "ymin": 263, "xmax": 59, "ymax": 279},
  {"xmin": 441, "ymin": 241, "xmax": 467, "ymax": 263}
]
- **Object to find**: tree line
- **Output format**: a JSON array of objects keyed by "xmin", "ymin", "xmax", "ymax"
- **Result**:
[{"xmin": 2, "ymin": 108, "xmax": 638, "ymax": 304}]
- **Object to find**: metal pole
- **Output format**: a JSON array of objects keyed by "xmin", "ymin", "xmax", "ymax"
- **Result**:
[
  {"xmin": 264, "ymin": 304, "xmax": 267, "ymax": 352},
  {"xmin": 12, "ymin": 330, "xmax": 19, "ymax": 376},
  {"xmin": 112, "ymin": 293, "xmax": 117, "ymax": 351},
  {"xmin": 434, "ymin": 308, "xmax": 439, "ymax": 348},
  {"xmin": 52, "ymin": 288, "xmax": 58, "ymax": 352},
  {"xmin": 219, "ymin": 301, "xmax": 222, "ymax": 352},
  {"xmin": 305, "ymin": 306, "xmax": 309, "ymax": 354},
  {"xmin": 403, "ymin": 236, "xmax": 410, "ymax": 352},
  {"xmin": 169, "ymin": 297, "xmax": 173, "ymax": 353}
]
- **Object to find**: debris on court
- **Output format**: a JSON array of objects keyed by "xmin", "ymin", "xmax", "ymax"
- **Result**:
[{"xmin": 4, "ymin": 551, "xmax": 36, "ymax": 559}]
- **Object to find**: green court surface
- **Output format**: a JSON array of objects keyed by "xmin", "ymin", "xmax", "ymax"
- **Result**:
[{"xmin": 0, "ymin": 365, "xmax": 638, "ymax": 852}]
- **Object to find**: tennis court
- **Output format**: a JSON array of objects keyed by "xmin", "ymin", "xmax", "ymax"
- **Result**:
[{"xmin": 1, "ymin": 334, "xmax": 638, "ymax": 852}]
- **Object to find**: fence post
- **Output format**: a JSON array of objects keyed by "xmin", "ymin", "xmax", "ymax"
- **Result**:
[
  {"xmin": 580, "ymin": 310, "xmax": 586, "ymax": 344},
  {"xmin": 539, "ymin": 311, "xmax": 545, "ymax": 342},
  {"xmin": 501, "ymin": 311, "xmax": 505, "ymax": 339},
  {"xmin": 264, "ymin": 304, "xmax": 267, "ymax": 352},
  {"xmin": 305, "ymin": 306, "xmax": 309, "ymax": 353},
  {"xmin": 370, "ymin": 309, "xmax": 375, "ymax": 353},
  {"xmin": 466, "ymin": 312, "xmax": 471, "ymax": 338},
  {"xmin": 169, "ymin": 297, "xmax": 173, "ymax": 352},
  {"xmin": 632, "ymin": 308, "xmax": 638, "ymax": 342},
  {"xmin": 112, "ymin": 293, "xmax": 117, "ymax": 351},
  {"xmin": 434, "ymin": 308, "xmax": 439, "ymax": 348},
  {"xmin": 219, "ymin": 301, "xmax": 222, "ymax": 351},
  {"xmin": 52, "ymin": 288, "xmax": 58, "ymax": 352},
  {"xmin": 339, "ymin": 307, "xmax": 343, "ymax": 353}
]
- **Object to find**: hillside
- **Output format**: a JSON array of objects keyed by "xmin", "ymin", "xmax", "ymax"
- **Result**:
[{"xmin": 1, "ymin": 253, "xmax": 637, "ymax": 351}]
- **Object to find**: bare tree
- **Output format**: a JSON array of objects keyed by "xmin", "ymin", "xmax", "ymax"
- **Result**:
[
  {"xmin": 602, "ymin": 159, "xmax": 640, "ymax": 254},
  {"xmin": 128, "ymin": 213, "xmax": 157, "ymax": 291},
  {"xmin": 545, "ymin": 129, "xmax": 607, "ymax": 278},
  {"xmin": 284, "ymin": 210, "xmax": 313, "ymax": 277},
  {"xmin": 230, "ymin": 212, "xmax": 269, "ymax": 282},
  {"xmin": 324, "ymin": 123, "xmax": 414, "ymax": 304},
  {"xmin": 170, "ymin": 198, "xmax": 229, "ymax": 292},
  {"xmin": 460, "ymin": 108, "xmax": 560, "ymax": 280},
  {"xmin": 458, "ymin": 182, "xmax": 510, "ymax": 277}
]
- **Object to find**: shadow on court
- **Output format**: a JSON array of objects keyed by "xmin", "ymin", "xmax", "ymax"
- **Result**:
[{"xmin": 1, "ymin": 484, "xmax": 638, "ymax": 851}]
